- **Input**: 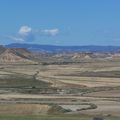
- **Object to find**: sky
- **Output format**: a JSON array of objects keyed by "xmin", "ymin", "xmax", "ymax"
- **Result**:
[{"xmin": 0, "ymin": 0, "xmax": 120, "ymax": 46}]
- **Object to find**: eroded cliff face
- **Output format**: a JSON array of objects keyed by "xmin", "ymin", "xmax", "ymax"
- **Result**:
[{"xmin": 0, "ymin": 47, "xmax": 34, "ymax": 63}]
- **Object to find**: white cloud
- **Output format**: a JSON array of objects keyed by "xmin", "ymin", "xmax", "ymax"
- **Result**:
[
  {"xmin": 7, "ymin": 36, "xmax": 24, "ymax": 42},
  {"xmin": 42, "ymin": 28, "xmax": 59, "ymax": 36},
  {"xmin": 18, "ymin": 26, "xmax": 32, "ymax": 36},
  {"xmin": 16, "ymin": 25, "xmax": 35, "ymax": 42},
  {"xmin": 8, "ymin": 25, "xmax": 60, "ymax": 42}
]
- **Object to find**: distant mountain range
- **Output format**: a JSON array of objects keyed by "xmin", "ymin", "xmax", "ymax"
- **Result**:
[
  {"xmin": 6, "ymin": 43, "xmax": 120, "ymax": 53},
  {"xmin": 0, "ymin": 43, "xmax": 120, "ymax": 63}
]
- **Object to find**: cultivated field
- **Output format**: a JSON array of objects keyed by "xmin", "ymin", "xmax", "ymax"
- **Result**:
[{"xmin": 0, "ymin": 58, "xmax": 120, "ymax": 119}]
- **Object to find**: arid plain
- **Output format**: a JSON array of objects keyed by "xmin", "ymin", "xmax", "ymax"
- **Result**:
[{"xmin": 0, "ymin": 49, "xmax": 120, "ymax": 120}]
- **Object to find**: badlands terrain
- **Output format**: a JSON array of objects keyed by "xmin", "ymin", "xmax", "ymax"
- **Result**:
[{"xmin": 0, "ymin": 45, "xmax": 120, "ymax": 119}]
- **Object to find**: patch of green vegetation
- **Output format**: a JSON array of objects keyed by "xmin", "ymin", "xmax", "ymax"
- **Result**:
[
  {"xmin": 0, "ymin": 113, "xmax": 119, "ymax": 120},
  {"xmin": 58, "ymin": 71, "xmax": 120, "ymax": 78},
  {"xmin": 105, "ymin": 116, "xmax": 120, "ymax": 120},
  {"xmin": 0, "ymin": 73, "xmax": 58, "ymax": 94},
  {"xmin": 0, "ymin": 74, "xmax": 49, "ymax": 87},
  {"xmin": 48, "ymin": 105, "xmax": 71, "ymax": 115},
  {"xmin": 0, "ymin": 114, "xmax": 92, "ymax": 120},
  {"xmin": 0, "ymin": 115, "xmax": 36, "ymax": 120}
]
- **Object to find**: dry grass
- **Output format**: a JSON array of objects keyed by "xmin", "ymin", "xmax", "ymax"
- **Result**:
[
  {"xmin": 0, "ymin": 59, "xmax": 120, "ymax": 116},
  {"xmin": 0, "ymin": 104, "xmax": 50, "ymax": 115},
  {"xmin": 80, "ymin": 100, "xmax": 120, "ymax": 116},
  {"xmin": 84, "ymin": 89, "xmax": 120, "ymax": 97}
]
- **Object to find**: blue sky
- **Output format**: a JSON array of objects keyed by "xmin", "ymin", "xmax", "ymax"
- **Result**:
[{"xmin": 0, "ymin": 0, "xmax": 120, "ymax": 45}]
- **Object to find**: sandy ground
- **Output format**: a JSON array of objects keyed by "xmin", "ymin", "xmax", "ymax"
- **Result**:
[
  {"xmin": 84, "ymin": 89, "xmax": 120, "ymax": 97},
  {"xmin": 0, "ymin": 62, "xmax": 120, "ymax": 116},
  {"xmin": 0, "ymin": 104, "xmax": 50, "ymax": 115},
  {"xmin": 80, "ymin": 100, "xmax": 120, "ymax": 116},
  {"xmin": 60, "ymin": 105, "xmax": 90, "ymax": 111}
]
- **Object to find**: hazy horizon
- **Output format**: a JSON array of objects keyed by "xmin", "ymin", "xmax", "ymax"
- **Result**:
[{"xmin": 3, "ymin": 42, "xmax": 120, "ymax": 47}]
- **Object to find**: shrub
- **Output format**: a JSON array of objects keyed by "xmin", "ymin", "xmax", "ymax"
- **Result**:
[{"xmin": 93, "ymin": 116, "xmax": 104, "ymax": 120}]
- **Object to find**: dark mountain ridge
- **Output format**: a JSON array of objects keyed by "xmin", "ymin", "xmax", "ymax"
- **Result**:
[{"xmin": 6, "ymin": 43, "xmax": 120, "ymax": 53}]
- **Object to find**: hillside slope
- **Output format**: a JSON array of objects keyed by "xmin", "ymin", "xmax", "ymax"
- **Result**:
[{"xmin": 0, "ymin": 46, "xmax": 34, "ymax": 63}]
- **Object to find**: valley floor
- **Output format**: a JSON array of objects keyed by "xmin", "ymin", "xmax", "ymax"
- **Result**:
[{"xmin": 0, "ymin": 58, "xmax": 120, "ymax": 119}]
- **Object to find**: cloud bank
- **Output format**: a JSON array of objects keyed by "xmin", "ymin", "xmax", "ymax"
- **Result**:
[
  {"xmin": 8, "ymin": 26, "xmax": 60, "ymax": 42},
  {"xmin": 41, "ymin": 29, "xmax": 59, "ymax": 36}
]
